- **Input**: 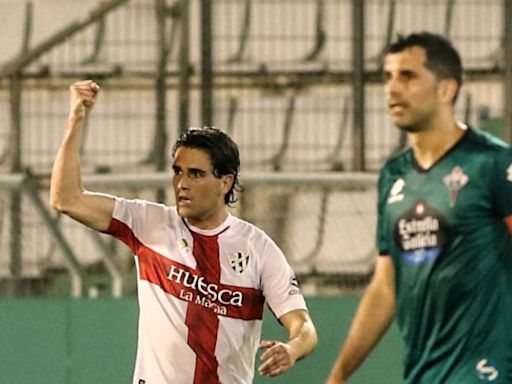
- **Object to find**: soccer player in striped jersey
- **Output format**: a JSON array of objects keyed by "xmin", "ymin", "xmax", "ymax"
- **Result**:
[
  {"xmin": 326, "ymin": 32, "xmax": 512, "ymax": 384},
  {"xmin": 50, "ymin": 81, "xmax": 317, "ymax": 384}
]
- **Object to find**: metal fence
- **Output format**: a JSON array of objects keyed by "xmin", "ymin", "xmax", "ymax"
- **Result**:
[{"xmin": 0, "ymin": 0, "xmax": 510, "ymax": 296}]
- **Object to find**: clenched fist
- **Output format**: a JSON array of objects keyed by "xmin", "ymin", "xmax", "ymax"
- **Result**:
[{"xmin": 68, "ymin": 80, "xmax": 100, "ymax": 121}]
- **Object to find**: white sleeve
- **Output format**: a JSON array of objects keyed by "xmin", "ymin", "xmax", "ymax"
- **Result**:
[
  {"xmin": 260, "ymin": 238, "xmax": 307, "ymax": 319},
  {"xmin": 107, "ymin": 197, "xmax": 171, "ymax": 250}
]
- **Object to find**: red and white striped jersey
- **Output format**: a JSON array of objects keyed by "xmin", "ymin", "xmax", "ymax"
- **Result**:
[{"xmin": 106, "ymin": 197, "xmax": 307, "ymax": 384}]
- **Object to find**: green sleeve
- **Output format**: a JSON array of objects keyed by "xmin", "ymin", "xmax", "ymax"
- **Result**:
[
  {"xmin": 491, "ymin": 148, "xmax": 512, "ymax": 219},
  {"xmin": 376, "ymin": 167, "xmax": 392, "ymax": 255}
]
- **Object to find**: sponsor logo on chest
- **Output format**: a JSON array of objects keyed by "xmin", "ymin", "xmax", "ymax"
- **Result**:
[
  {"xmin": 167, "ymin": 265, "xmax": 243, "ymax": 315},
  {"xmin": 394, "ymin": 201, "xmax": 448, "ymax": 266}
]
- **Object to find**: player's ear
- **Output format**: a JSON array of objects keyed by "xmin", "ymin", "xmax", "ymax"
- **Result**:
[
  {"xmin": 438, "ymin": 78, "xmax": 458, "ymax": 104},
  {"xmin": 221, "ymin": 174, "xmax": 235, "ymax": 195}
]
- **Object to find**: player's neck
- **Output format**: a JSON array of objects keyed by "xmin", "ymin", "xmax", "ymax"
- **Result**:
[
  {"xmin": 408, "ymin": 117, "xmax": 465, "ymax": 170},
  {"xmin": 185, "ymin": 208, "xmax": 229, "ymax": 231}
]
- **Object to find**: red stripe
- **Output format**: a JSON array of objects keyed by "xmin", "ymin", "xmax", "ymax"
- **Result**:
[
  {"xmin": 107, "ymin": 218, "xmax": 265, "ymax": 321},
  {"xmin": 187, "ymin": 233, "xmax": 221, "ymax": 384},
  {"xmin": 505, "ymin": 215, "xmax": 512, "ymax": 235}
]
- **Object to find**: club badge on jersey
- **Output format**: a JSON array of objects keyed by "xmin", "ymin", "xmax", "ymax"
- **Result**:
[
  {"xmin": 443, "ymin": 166, "xmax": 469, "ymax": 207},
  {"xmin": 228, "ymin": 251, "xmax": 250, "ymax": 274}
]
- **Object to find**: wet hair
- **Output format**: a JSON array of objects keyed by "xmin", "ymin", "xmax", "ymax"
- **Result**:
[
  {"xmin": 384, "ymin": 32, "xmax": 463, "ymax": 103},
  {"xmin": 172, "ymin": 127, "xmax": 241, "ymax": 206}
]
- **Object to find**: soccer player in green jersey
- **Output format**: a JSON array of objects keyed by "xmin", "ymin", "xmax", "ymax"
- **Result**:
[{"xmin": 326, "ymin": 32, "xmax": 512, "ymax": 384}]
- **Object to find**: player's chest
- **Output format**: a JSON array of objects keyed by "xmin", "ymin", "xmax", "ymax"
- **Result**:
[
  {"xmin": 146, "ymin": 228, "xmax": 260, "ymax": 287},
  {"xmin": 384, "ymin": 161, "xmax": 492, "ymax": 234}
]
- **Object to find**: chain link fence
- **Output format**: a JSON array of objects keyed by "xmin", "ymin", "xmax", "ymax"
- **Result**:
[{"xmin": 0, "ymin": 0, "xmax": 509, "ymax": 296}]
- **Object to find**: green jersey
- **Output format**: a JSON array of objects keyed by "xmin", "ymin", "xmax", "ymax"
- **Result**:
[{"xmin": 377, "ymin": 127, "xmax": 512, "ymax": 384}]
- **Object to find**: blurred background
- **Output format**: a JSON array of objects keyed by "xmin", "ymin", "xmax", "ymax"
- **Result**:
[{"xmin": 0, "ymin": 0, "xmax": 509, "ymax": 382}]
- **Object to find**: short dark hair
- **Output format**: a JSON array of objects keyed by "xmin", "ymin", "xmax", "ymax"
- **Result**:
[
  {"xmin": 172, "ymin": 127, "xmax": 241, "ymax": 206},
  {"xmin": 384, "ymin": 32, "xmax": 463, "ymax": 102}
]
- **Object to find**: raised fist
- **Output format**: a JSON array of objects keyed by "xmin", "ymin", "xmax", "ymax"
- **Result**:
[{"xmin": 68, "ymin": 80, "xmax": 100, "ymax": 121}]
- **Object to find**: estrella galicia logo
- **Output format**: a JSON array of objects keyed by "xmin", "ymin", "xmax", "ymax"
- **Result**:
[
  {"xmin": 476, "ymin": 358, "xmax": 499, "ymax": 381},
  {"xmin": 402, "ymin": 248, "xmax": 441, "ymax": 266},
  {"xmin": 394, "ymin": 201, "xmax": 449, "ymax": 266}
]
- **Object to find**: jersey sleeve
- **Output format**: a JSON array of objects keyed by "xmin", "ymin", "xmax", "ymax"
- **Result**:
[
  {"xmin": 260, "ymin": 238, "xmax": 307, "ymax": 319},
  {"xmin": 376, "ymin": 167, "xmax": 392, "ymax": 255},
  {"xmin": 491, "ymin": 148, "xmax": 512, "ymax": 233},
  {"xmin": 106, "ymin": 197, "xmax": 170, "ymax": 253}
]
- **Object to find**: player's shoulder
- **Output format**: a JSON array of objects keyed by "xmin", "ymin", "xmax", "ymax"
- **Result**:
[
  {"xmin": 464, "ymin": 126, "xmax": 510, "ymax": 152},
  {"xmin": 378, "ymin": 146, "xmax": 413, "ymax": 187},
  {"xmin": 463, "ymin": 127, "xmax": 512, "ymax": 171},
  {"xmin": 227, "ymin": 215, "xmax": 278, "ymax": 247},
  {"xmin": 382, "ymin": 147, "xmax": 412, "ymax": 170},
  {"xmin": 117, "ymin": 197, "xmax": 174, "ymax": 212},
  {"xmin": 228, "ymin": 215, "xmax": 268, "ymax": 237},
  {"xmin": 115, "ymin": 197, "xmax": 178, "ymax": 222}
]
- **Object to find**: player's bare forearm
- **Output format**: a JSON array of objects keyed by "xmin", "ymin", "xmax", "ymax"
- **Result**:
[
  {"xmin": 258, "ymin": 309, "xmax": 317, "ymax": 377},
  {"xmin": 50, "ymin": 80, "xmax": 114, "ymax": 232},
  {"xmin": 50, "ymin": 117, "xmax": 85, "ymax": 210},
  {"xmin": 325, "ymin": 257, "xmax": 396, "ymax": 383},
  {"xmin": 284, "ymin": 310, "xmax": 318, "ymax": 361}
]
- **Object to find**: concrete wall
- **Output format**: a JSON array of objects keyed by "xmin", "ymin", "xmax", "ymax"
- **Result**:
[{"xmin": 0, "ymin": 295, "xmax": 404, "ymax": 383}]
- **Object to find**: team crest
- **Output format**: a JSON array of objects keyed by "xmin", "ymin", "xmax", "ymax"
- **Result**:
[
  {"xmin": 443, "ymin": 166, "xmax": 468, "ymax": 207},
  {"xmin": 228, "ymin": 252, "xmax": 250, "ymax": 274}
]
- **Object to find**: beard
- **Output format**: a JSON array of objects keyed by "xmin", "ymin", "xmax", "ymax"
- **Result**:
[
  {"xmin": 396, "ymin": 123, "xmax": 425, "ymax": 133},
  {"xmin": 392, "ymin": 111, "xmax": 432, "ymax": 133}
]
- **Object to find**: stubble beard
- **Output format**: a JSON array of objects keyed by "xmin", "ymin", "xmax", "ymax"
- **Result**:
[
  {"xmin": 396, "ymin": 123, "xmax": 425, "ymax": 133},
  {"xmin": 393, "ymin": 112, "xmax": 432, "ymax": 133}
]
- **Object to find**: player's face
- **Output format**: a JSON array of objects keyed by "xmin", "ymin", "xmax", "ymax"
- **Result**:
[
  {"xmin": 383, "ymin": 46, "xmax": 441, "ymax": 132},
  {"xmin": 172, "ymin": 147, "xmax": 233, "ymax": 229}
]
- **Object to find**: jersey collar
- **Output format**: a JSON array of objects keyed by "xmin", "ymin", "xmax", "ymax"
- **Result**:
[
  {"xmin": 182, "ymin": 214, "xmax": 234, "ymax": 237},
  {"xmin": 412, "ymin": 122, "xmax": 470, "ymax": 173}
]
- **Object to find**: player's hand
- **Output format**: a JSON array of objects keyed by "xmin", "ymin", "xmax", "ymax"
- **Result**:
[
  {"xmin": 69, "ymin": 80, "xmax": 100, "ymax": 121},
  {"xmin": 258, "ymin": 340, "xmax": 296, "ymax": 377}
]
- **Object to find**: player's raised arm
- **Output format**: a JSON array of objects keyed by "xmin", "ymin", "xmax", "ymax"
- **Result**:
[
  {"xmin": 325, "ymin": 256, "xmax": 396, "ymax": 384},
  {"xmin": 258, "ymin": 309, "xmax": 318, "ymax": 377},
  {"xmin": 49, "ymin": 80, "xmax": 115, "ymax": 232}
]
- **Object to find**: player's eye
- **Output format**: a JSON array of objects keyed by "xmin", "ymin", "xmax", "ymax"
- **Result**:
[
  {"xmin": 189, "ymin": 169, "xmax": 204, "ymax": 178},
  {"xmin": 172, "ymin": 166, "xmax": 182, "ymax": 175}
]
